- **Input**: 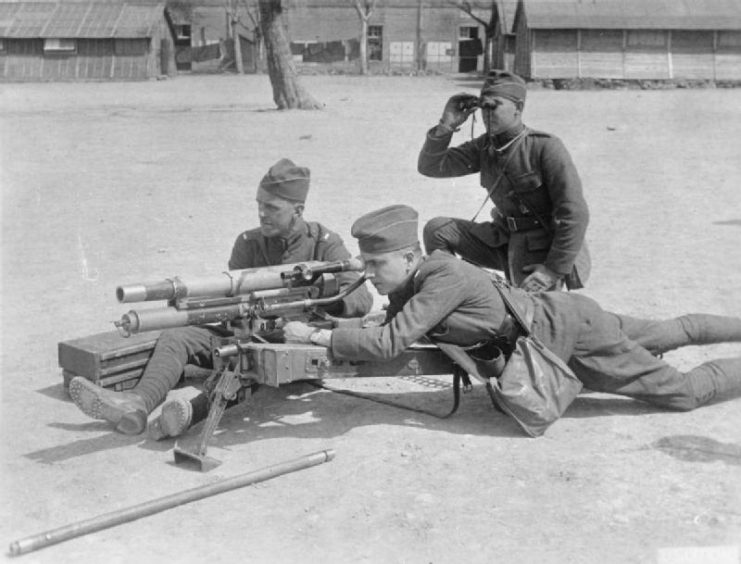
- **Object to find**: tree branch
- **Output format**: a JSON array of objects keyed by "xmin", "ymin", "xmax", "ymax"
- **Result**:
[{"xmin": 447, "ymin": 0, "xmax": 492, "ymax": 29}]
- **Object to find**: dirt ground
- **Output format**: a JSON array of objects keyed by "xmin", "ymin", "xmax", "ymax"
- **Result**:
[{"xmin": 1, "ymin": 74, "xmax": 740, "ymax": 564}]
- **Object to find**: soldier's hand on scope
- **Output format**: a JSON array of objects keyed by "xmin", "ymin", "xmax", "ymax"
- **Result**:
[
  {"xmin": 283, "ymin": 321, "xmax": 315, "ymax": 344},
  {"xmin": 520, "ymin": 264, "xmax": 561, "ymax": 293},
  {"xmin": 438, "ymin": 93, "xmax": 479, "ymax": 133}
]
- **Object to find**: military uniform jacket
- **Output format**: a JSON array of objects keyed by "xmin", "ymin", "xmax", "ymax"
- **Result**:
[
  {"xmin": 418, "ymin": 125, "xmax": 591, "ymax": 287},
  {"xmin": 331, "ymin": 251, "xmax": 517, "ymax": 360},
  {"xmin": 228, "ymin": 218, "xmax": 373, "ymax": 317}
]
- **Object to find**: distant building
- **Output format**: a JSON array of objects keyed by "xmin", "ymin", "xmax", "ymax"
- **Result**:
[
  {"xmin": 512, "ymin": 0, "xmax": 741, "ymax": 81},
  {"xmin": 164, "ymin": 1, "xmax": 257, "ymax": 73},
  {"xmin": 285, "ymin": 0, "xmax": 487, "ymax": 73},
  {"xmin": 0, "ymin": 1, "xmax": 175, "ymax": 81},
  {"xmin": 165, "ymin": 0, "xmax": 492, "ymax": 74},
  {"xmin": 490, "ymin": 0, "xmax": 518, "ymax": 70}
]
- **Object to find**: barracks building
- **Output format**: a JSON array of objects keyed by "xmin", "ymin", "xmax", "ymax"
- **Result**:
[{"xmin": 2, "ymin": 0, "xmax": 740, "ymax": 82}]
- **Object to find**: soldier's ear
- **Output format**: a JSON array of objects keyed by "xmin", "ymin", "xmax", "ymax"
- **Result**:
[
  {"xmin": 293, "ymin": 203, "xmax": 305, "ymax": 217},
  {"xmin": 402, "ymin": 249, "xmax": 416, "ymax": 271}
]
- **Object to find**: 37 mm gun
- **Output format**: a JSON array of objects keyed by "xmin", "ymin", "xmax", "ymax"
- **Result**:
[
  {"xmin": 111, "ymin": 258, "xmax": 456, "ymax": 471},
  {"xmin": 115, "ymin": 258, "xmax": 365, "ymax": 336}
]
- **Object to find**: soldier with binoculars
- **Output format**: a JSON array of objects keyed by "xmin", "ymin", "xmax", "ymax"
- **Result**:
[{"xmin": 418, "ymin": 70, "xmax": 591, "ymax": 294}]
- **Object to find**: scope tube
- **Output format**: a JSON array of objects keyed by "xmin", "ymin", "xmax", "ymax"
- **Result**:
[{"xmin": 116, "ymin": 259, "xmax": 364, "ymax": 304}]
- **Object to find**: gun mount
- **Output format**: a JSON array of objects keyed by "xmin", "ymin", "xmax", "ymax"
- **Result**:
[{"xmin": 110, "ymin": 258, "xmax": 457, "ymax": 471}]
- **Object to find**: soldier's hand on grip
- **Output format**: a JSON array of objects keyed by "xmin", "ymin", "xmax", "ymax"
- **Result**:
[
  {"xmin": 283, "ymin": 321, "xmax": 315, "ymax": 343},
  {"xmin": 439, "ymin": 93, "xmax": 479, "ymax": 132}
]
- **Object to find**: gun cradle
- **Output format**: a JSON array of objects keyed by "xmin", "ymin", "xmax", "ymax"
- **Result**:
[
  {"xmin": 99, "ymin": 258, "xmax": 459, "ymax": 470},
  {"xmin": 245, "ymin": 342, "xmax": 455, "ymax": 387},
  {"xmin": 174, "ymin": 342, "xmax": 457, "ymax": 471}
]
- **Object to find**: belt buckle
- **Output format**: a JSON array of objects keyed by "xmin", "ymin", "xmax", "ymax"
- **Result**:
[{"xmin": 506, "ymin": 216, "xmax": 518, "ymax": 231}]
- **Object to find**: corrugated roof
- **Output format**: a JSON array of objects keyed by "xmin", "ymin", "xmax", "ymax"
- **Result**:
[
  {"xmin": 498, "ymin": 0, "xmax": 519, "ymax": 34},
  {"xmin": 165, "ymin": 4, "xmax": 190, "ymax": 26},
  {"xmin": 0, "ymin": 2, "xmax": 164, "ymax": 38},
  {"xmin": 521, "ymin": 0, "xmax": 741, "ymax": 30}
]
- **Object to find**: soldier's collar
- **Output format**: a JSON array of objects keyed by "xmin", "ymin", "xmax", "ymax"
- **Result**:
[
  {"xmin": 268, "ymin": 217, "xmax": 307, "ymax": 248},
  {"xmin": 489, "ymin": 124, "xmax": 527, "ymax": 151}
]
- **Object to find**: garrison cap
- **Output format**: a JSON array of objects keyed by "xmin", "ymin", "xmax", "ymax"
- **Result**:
[
  {"xmin": 257, "ymin": 158, "xmax": 310, "ymax": 203},
  {"xmin": 352, "ymin": 205, "xmax": 419, "ymax": 254},
  {"xmin": 480, "ymin": 70, "xmax": 527, "ymax": 104}
]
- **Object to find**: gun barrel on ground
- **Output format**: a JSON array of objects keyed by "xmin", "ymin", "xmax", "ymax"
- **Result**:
[{"xmin": 8, "ymin": 450, "xmax": 335, "ymax": 556}]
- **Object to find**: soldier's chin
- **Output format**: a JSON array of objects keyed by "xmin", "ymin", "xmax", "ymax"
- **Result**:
[
  {"xmin": 372, "ymin": 283, "xmax": 388, "ymax": 296},
  {"xmin": 260, "ymin": 225, "xmax": 277, "ymax": 237}
]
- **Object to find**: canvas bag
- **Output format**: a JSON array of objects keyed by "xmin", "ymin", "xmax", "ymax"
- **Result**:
[{"xmin": 435, "ymin": 283, "xmax": 583, "ymax": 437}]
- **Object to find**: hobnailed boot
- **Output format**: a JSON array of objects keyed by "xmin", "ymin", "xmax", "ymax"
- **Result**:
[
  {"xmin": 148, "ymin": 398, "xmax": 193, "ymax": 441},
  {"xmin": 68, "ymin": 377, "xmax": 148, "ymax": 435}
]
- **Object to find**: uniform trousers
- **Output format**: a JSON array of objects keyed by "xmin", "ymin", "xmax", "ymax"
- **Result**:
[
  {"xmin": 424, "ymin": 216, "xmax": 537, "ymax": 287},
  {"xmin": 531, "ymin": 293, "xmax": 741, "ymax": 411},
  {"xmin": 132, "ymin": 301, "xmax": 741, "ymax": 417},
  {"xmin": 132, "ymin": 326, "xmax": 223, "ymax": 413}
]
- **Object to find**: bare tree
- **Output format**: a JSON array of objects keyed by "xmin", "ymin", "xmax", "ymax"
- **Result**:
[
  {"xmin": 225, "ymin": 0, "xmax": 244, "ymax": 73},
  {"xmin": 258, "ymin": 0, "xmax": 321, "ymax": 109},
  {"xmin": 243, "ymin": 1, "xmax": 263, "ymax": 68},
  {"xmin": 449, "ymin": 0, "xmax": 498, "ymax": 72},
  {"xmin": 349, "ymin": 0, "xmax": 378, "ymax": 75}
]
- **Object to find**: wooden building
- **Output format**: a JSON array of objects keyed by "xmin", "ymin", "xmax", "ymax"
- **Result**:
[
  {"xmin": 285, "ymin": 0, "xmax": 488, "ymax": 73},
  {"xmin": 512, "ymin": 0, "xmax": 741, "ymax": 81},
  {"xmin": 164, "ymin": 1, "xmax": 258, "ymax": 73},
  {"xmin": 0, "ymin": 1, "xmax": 175, "ymax": 81},
  {"xmin": 490, "ymin": 0, "xmax": 518, "ymax": 70}
]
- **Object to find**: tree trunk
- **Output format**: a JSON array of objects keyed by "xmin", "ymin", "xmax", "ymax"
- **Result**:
[
  {"xmin": 416, "ymin": 0, "xmax": 424, "ymax": 72},
  {"xmin": 258, "ymin": 0, "xmax": 321, "ymax": 110},
  {"xmin": 359, "ymin": 18, "xmax": 368, "ymax": 75},
  {"xmin": 232, "ymin": 16, "xmax": 244, "ymax": 74}
]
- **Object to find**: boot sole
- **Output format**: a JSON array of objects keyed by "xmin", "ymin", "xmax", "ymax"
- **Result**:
[
  {"xmin": 148, "ymin": 398, "xmax": 192, "ymax": 440},
  {"xmin": 69, "ymin": 377, "xmax": 147, "ymax": 435}
]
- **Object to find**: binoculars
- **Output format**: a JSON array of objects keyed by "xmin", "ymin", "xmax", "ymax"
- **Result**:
[
  {"xmin": 457, "ymin": 95, "xmax": 481, "ymax": 112},
  {"xmin": 457, "ymin": 95, "xmax": 502, "ymax": 112}
]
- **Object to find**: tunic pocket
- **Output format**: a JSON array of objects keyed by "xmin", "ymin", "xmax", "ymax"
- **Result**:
[{"xmin": 511, "ymin": 172, "xmax": 542, "ymax": 193}]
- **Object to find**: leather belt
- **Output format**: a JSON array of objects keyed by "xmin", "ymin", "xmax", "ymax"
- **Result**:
[{"xmin": 505, "ymin": 215, "xmax": 542, "ymax": 232}]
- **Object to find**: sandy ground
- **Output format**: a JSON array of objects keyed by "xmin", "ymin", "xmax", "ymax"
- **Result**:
[{"xmin": 1, "ymin": 74, "xmax": 740, "ymax": 564}]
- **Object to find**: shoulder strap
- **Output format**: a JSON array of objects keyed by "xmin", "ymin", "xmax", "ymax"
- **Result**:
[
  {"xmin": 433, "ymin": 341, "xmax": 490, "ymax": 386},
  {"xmin": 492, "ymin": 281, "xmax": 533, "ymax": 337},
  {"xmin": 471, "ymin": 131, "xmax": 527, "ymax": 222},
  {"xmin": 307, "ymin": 221, "xmax": 327, "ymax": 261},
  {"xmin": 493, "ymin": 282, "xmax": 578, "ymax": 378}
]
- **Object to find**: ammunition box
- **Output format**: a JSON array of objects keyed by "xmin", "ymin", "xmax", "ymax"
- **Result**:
[{"xmin": 58, "ymin": 330, "xmax": 161, "ymax": 391}]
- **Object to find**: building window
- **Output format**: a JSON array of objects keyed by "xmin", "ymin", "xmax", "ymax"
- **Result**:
[
  {"xmin": 115, "ymin": 39, "xmax": 148, "ymax": 56},
  {"xmin": 627, "ymin": 30, "xmax": 667, "ymax": 49},
  {"xmin": 0, "ymin": 39, "xmax": 5, "ymax": 54},
  {"xmin": 175, "ymin": 25, "xmax": 191, "ymax": 41},
  {"xmin": 718, "ymin": 30, "xmax": 741, "ymax": 49},
  {"xmin": 368, "ymin": 25, "xmax": 382, "ymax": 61},
  {"xmin": 459, "ymin": 26, "xmax": 478, "ymax": 40},
  {"xmin": 43, "ymin": 38, "xmax": 76, "ymax": 54}
]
